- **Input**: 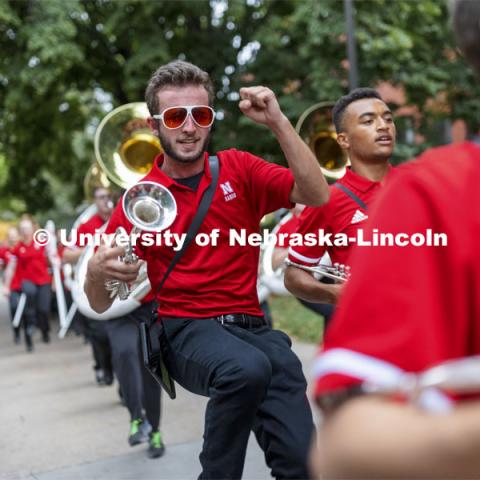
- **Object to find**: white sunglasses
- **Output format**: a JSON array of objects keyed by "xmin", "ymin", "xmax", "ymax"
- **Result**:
[{"xmin": 152, "ymin": 105, "xmax": 216, "ymax": 130}]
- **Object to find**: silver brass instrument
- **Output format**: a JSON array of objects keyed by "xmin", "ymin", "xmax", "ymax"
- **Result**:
[
  {"xmin": 105, "ymin": 181, "xmax": 177, "ymax": 300},
  {"xmin": 296, "ymin": 102, "xmax": 350, "ymax": 182},
  {"xmin": 285, "ymin": 258, "xmax": 350, "ymax": 283}
]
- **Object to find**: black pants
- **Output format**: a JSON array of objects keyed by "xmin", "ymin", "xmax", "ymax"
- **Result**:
[
  {"xmin": 161, "ymin": 318, "xmax": 314, "ymax": 480},
  {"xmin": 106, "ymin": 303, "xmax": 161, "ymax": 430},
  {"xmin": 9, "ymin": 290, "xmax": 24, "ymax": 338},
  {"xmin": 85, "ymin": 318, "xmax": 113, "ymax": 374},
  {"xmin": 22, "ymin": 281, "xmax": 51, "ymax": 335}
]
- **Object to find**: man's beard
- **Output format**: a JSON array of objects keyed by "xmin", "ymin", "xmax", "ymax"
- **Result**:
[{"xmin": 158, "ymin": 131, "xmax": 211, "ymax": 164}]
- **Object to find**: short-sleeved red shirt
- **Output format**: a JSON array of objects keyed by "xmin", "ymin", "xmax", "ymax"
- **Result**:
[
  {"xmin": 2, "ymin": 246, "xmax": 22, "ymax": 291},
  {"xmin": 274, "ymin": 214, "xmax": 300, "ymax": 247},
  {"xmin": 0, "ymin": 246, "xmax": 8, "ymax": 270},
  {"xmin": 75, "ymin": 214, "xmax": 106, "ymax": 244},
  {"xmin": 289, "ymin": 165, "xmax": 394, "ymax": 268},
  {"xmin": 6, "ymin": 246, "xmax": 23, "ymax": 291},
  {"xmin": 314, "ymin": 142, "xmax": 480, "ymax": 407},
  {"xmin": 12, "ymin": 241, "xmax": 51, "ymax": 286},
  {"xmin": 105, "ymin": 149, "xmax": 295, "ymax": 318}
]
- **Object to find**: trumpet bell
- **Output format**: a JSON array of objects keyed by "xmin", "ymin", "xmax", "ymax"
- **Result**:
[
  {"xmin": 296, "ymin": 102, "xmax": 349, "ymax": 182},
  {"xmin": 123, "ymin": 182, "xmax": 177, "ymax": 232},
  {"xmin": 95, "ymin": 103, "xmax": 163, "ymax": 189}
]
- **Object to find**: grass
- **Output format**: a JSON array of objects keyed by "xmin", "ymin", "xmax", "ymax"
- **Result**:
[{"xmin": 268, "ymin": 295, "xmax": 325, "ymax": 344}]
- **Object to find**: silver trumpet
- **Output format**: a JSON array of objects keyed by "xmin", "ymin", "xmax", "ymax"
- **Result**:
[
  {"xmin": 105, "ymin": 181, "xmax": 177, "ymax": 300},
  {"xmin": 284, "ymin": 258, "xmax": 351, "ymax": 283}
]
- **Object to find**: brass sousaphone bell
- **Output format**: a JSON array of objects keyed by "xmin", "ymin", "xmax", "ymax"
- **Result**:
[
  {"xmin": 95, "ymin": 102, "xmax": 163, "ymax": 188},
  {"xmin": 296, "ymin": 101, "xmax": 350, "ymax": 182}
]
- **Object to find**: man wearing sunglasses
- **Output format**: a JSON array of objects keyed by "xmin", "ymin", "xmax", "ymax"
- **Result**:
[{"xmin": 85, "ymin": 60, "xmax": 329, "ymax": 479}]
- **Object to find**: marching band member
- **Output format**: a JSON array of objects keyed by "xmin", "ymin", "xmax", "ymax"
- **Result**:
[
  {"xmin": 63, "ymin": 187, "xmax": 114, "ymax": 385},
  {"xmin": 2, "ymin": 226, "xmax": 25, "ymax": 346},
  {"xmin": 10, "ymin": 218, "xmax": 52, "ymax": 350},
  {"xmin": 310, "ymin": 1, "xmax": 480, "ymax": 477},
  {"xmin": 284, "ymin": 88, "xmax": 396, "ymax": 318},
  {"xmin": 85, "ymin": 60, "xmax": 329, "ymax": 478},
  {"xmin": 64, "ymin": 187, "xmax": 164, "ymax": 457}
]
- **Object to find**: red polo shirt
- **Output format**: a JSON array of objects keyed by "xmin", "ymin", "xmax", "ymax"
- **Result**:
[
  {"xmin": 275, "ymin": 214, "xmax": 300, "ymax": 247},
  {"xmin": 7, "ymin": 247, "xmax": 23, "ymax": 291},
  {"xmin": 314, "ymin": 142, "xmax": 480, "ymax": 407},
  {"xmin": 3, "ymin": 247, "xmax": 22, "ymax": 291},
  {"xmin": 0, "ymin": 245, "xmax": 7, "ymax": 269},
  {"xmin": 288, "ymin": 165, "xmax": 394, "ymax": 268},
  {"xmin": 75, "ymin": 214, "xmax": 106, "ymax": 244},
  {"xmin": 12, "ymin": 241, "xmax": 51, "ymax": 286},
  {"xmin": 106, "ymin": 149, "xmax": 295, "ymax": 318}
]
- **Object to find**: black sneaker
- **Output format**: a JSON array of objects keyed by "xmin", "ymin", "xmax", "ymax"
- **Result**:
[
  {"xmin": 42, "ymin": 331, "xmax": 50, "ymax": 343},
  {"xmin": 128, "ymin": 418, "xmax": 151, "ymax": 446},
  {"xmin": 147, "ymin": 431, "xmax": 165, "ymax": 459}
]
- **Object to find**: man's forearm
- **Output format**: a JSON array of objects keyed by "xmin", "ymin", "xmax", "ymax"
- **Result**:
[
  {"xmin": 84, "ymin": 272, "xmax": 114, "ymax": 313},
  {"xmin": 271, "ymin": 116, "xmax": 329, "ymax": 206},
  {"xmin": 312, "ymin": 396, "xmax": 480, "ymax": 479},
  {"xmin": 3, "ymin": 260, "xmax": 15, "ymax": 289},
  {"xmin": 284, "ymin": 266, "xmax": 340, "ymax": 304}
]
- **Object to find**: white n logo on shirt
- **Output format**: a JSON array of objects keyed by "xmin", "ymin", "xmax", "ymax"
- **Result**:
[
  {"xmin": 220, "ymin": 182, "xmax": 234, "ymax": 195},
  {"xmin": 220, "ymin": 181, "xmax": 237, "ymax": 201}
]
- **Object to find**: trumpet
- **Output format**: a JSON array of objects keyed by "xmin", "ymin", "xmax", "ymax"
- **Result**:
[
  {"xmin": 105, "ymin": 181, "xmax": 177, "ymax": 300},
  {"xmin": 284, "ymin": 258, "xmax": 350, "ymax": 283}
]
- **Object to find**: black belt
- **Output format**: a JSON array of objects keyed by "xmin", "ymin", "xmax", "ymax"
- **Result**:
[{"xmin": 211, "ymin": 313, "xmax": 267, "ymax": 328}]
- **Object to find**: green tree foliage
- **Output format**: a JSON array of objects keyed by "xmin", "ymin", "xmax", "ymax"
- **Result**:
[{"xmin": 0, "ymin": 0, "xmax": 478, "ymax": 218}]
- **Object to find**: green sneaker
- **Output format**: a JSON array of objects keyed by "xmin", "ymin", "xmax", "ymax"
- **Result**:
[
  {"xmin": 147, "ymin": 431, "xmax": 165, "ymax": 458},
  {"xmin": 128, "ymin": 418, "xmax": 151, "ymax": 446}
]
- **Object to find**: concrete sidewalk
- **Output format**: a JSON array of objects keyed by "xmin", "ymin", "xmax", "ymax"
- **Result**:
[{"xmin": 0, "ymin": 297, "xmax": 317, "ymax": 480}]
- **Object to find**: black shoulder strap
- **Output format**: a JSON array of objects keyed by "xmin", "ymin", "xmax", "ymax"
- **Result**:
[
  {"xmin": 152, "ymin": 155, "xmax": 219, "ymax": 302},
  {"xmin": 333, "ymin": 183, "xmax": 368, "ymax": 211}
]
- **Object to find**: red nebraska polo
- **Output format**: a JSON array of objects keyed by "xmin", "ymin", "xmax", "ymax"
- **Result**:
[
  {"xmin": 12, "ymin": 241, "xmax": 51, "ymax": 286},
  {"xmin": 288, "ymin": 165, "xmax": 394, "ymax": 268},
  {"xmin": 106, "ymin": 149, "xmax": 295, "ymax": 318},
  {"xmin": 314, "ymin": 142, "xmax": 480, "ymax": 406},
  {"xmin": 274, "ymin": 213, "xmax": 300, "ymax": 247},
  {"xmin": 75, "ymin": 214, "xmax": 106, "ymax": 244}
]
